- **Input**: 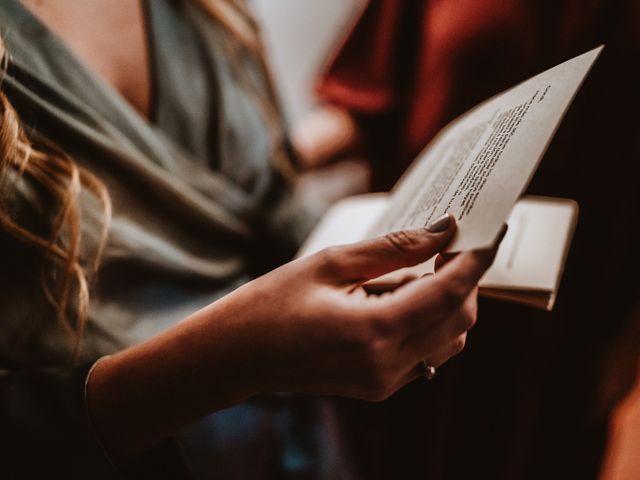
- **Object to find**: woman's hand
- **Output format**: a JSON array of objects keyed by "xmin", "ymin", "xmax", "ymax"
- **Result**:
[
  {"xmin": 231, "ymin": 214, "xmax": 494, "ymax": 401},
  {"xmin": 87, "ymin": 214, "xmax": 499, "ymax": 461}
]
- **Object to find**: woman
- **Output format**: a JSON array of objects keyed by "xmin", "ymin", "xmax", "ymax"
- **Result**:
[{"xmin": 0, "ymin": 0, "xmax": 499, "ymax": 477}]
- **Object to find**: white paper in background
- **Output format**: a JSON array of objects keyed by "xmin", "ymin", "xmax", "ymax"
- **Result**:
[
  {"xmin": 480, "ymin": 197, "xmax": 578, "ymax": 291},
  {"xmin": 297, "ymin": 193, "xmax": 388, "ymax": 258},
  {"xmin": 250, "ymin": 0, "xmax": 366, "ymax": 124}
]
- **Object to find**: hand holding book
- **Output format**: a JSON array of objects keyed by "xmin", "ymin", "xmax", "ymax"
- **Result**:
[{"xmin": 298, "ymin": 47, "xmax": 603, "ymax": 310}]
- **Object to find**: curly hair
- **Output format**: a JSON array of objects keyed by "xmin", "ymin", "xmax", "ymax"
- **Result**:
[{"xmin": 0, "ymin": 37, "xmax": 111, "ymax": 359}]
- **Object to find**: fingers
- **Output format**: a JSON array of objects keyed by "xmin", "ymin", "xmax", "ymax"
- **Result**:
[
  {"xmin": 382, "ymin": 247, "xmax": 493, "ymax": 329},
  {"xmin": 434, "ymin": 252, "xmax": 456, "ymax": 272},
  {"xmin": 315, "ymin": 214, "xmax": 456, "ymax": 284},
  {"xmin": 392, "ymin": 332, "xmax": 468, "ymax": 392},
  {"xmin": 327, "ymin": 224, "xmax": 507, "ymax": 400},
  {"xmin": 393, "ymin": 290, "xmax": 478, "ymax": 390},
  {"xmin": 430, "ymin": 247, "xmax": 498, "ymax": 300},
  {"xmin": 418, "ymin": 331, "xmax": 468, "ymax": 371},
  {"xmin": 366, "ymin": 288, "xmax": 478, "ymax": 399},
  {"xmin": 433, "ymin": 223, "xmax": 507, "ymax": 273},
  {"xmin": 379, "ymin": 222, "xmax": 507, "ymax": 323},
  {"xmin": 399, "ymin": 287, "xmax": 477, "ymax": 357},
  {"xmin": 423, "ymin": 224, "xmax": 506, "ymax": 307}
]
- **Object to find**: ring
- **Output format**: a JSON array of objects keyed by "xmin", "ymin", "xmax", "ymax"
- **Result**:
[{"xmin": 418, "ymin": 360, "xmax": 437, "ymax": 380}]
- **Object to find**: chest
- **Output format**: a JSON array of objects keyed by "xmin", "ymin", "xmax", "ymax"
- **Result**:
[{"xmin": 19, "ymin": 0, "xmax": 152, "ymax": 117}]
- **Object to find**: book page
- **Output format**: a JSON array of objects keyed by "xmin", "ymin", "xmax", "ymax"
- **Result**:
[
  {"xmin": 359, "ymin": 196, "xmax": 578, "ymax": 291},
  {"xmin": 296, "ymin": 194, "xmax": 579, "ymax": 310},
  {"xmin": 480, "ymin": 196, "xmax": 578, "ymax": 291},
  {"xmin": 368, "ymin": 47, "xmax": 602, "ymax": 252},
  {"xmin": 297, "ymin": 194, "xmax": 390, "ymax": 258}
]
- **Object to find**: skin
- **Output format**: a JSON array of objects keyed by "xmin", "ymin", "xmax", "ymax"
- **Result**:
[
  {"xmin": 89, "ymin": 221, "xmax": 498, "ymax": 461},
  {"xmin": 292, "ymin": 104, "xmax": 362, "ymax": 169},
  {"xmin": 293, "ymin": 105, "xmax": 371, "ymax": 205},
  {"xmin": 20, "ymin": 0, "xmax": 152, "ymax": 117},
  {"xmin": 19, "ymin": 0, "xmax": 500, "ymax": 464}
]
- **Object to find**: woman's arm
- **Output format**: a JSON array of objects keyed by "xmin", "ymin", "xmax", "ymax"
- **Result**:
[{"xmin": 88, "ymin": 215, "xmax": 498, "ymax": 463}]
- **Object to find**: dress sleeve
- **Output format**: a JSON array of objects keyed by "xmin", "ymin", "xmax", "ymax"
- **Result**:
[
  {"xmin": 1, "ymin": 362, "xmax": 194, "ymax": 479},
  {"xmin": 0, "ymin": 363, "xmax": 123, "ymax": 478}
]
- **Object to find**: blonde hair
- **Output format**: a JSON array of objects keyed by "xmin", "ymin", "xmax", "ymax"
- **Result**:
[
  {"xmin": 0, "ymin": 38, "xmax": 111, "ymax": 359},
  {"xmin": 0, "ymin": 1, "xmax": 292, "ymax": 359}
]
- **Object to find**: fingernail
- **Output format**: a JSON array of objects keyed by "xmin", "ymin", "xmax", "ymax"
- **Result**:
[
  {"xmin": 426, "ymin": 214, "xmax": 452, "ymax": 233},
  {"xmin": 496, "ymin": 223, "xmax": 509, "ymax": 244}
]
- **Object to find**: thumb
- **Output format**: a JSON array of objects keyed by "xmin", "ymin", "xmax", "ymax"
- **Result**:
[{"xmin": 318, "ymin": 214, "xmax": 456, "ymax": 283}]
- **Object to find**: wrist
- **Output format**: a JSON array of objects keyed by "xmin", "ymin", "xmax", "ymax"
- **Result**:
[{"xmin": 84, "ymin": 288, "xmax": 269, "ymax": 460}]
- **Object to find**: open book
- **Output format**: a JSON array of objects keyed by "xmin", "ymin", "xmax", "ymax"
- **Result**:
[
  {"xmin": 298, "ymin": 47, "xmax": 603, "ymax": 310},
  {"xmin": 299, "ymin": 194, "xmax": 578, "ymax": 310}
]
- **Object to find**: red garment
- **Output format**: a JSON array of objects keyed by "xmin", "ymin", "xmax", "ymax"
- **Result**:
[{"xmin": 318, "ymin": 0, "xmax": 630, "ymax": 189}]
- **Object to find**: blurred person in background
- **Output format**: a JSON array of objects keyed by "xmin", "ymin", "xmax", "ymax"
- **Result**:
[
  {"xmin": 293, "ymin": 0, "xmax": 640, "ymax": 478},
  {"xmin": 599, "ymin": 302, "xmax": 640, "ymax": 480}
]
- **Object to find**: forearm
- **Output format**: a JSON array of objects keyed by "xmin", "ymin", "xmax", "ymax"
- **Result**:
[
  {"xmin": 84, "ymin": 221, "xmax": 496, "ymax": 465},
  {"xmin": 86, "ymin": 287, "xmax": 264, "ymax": 463}
]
